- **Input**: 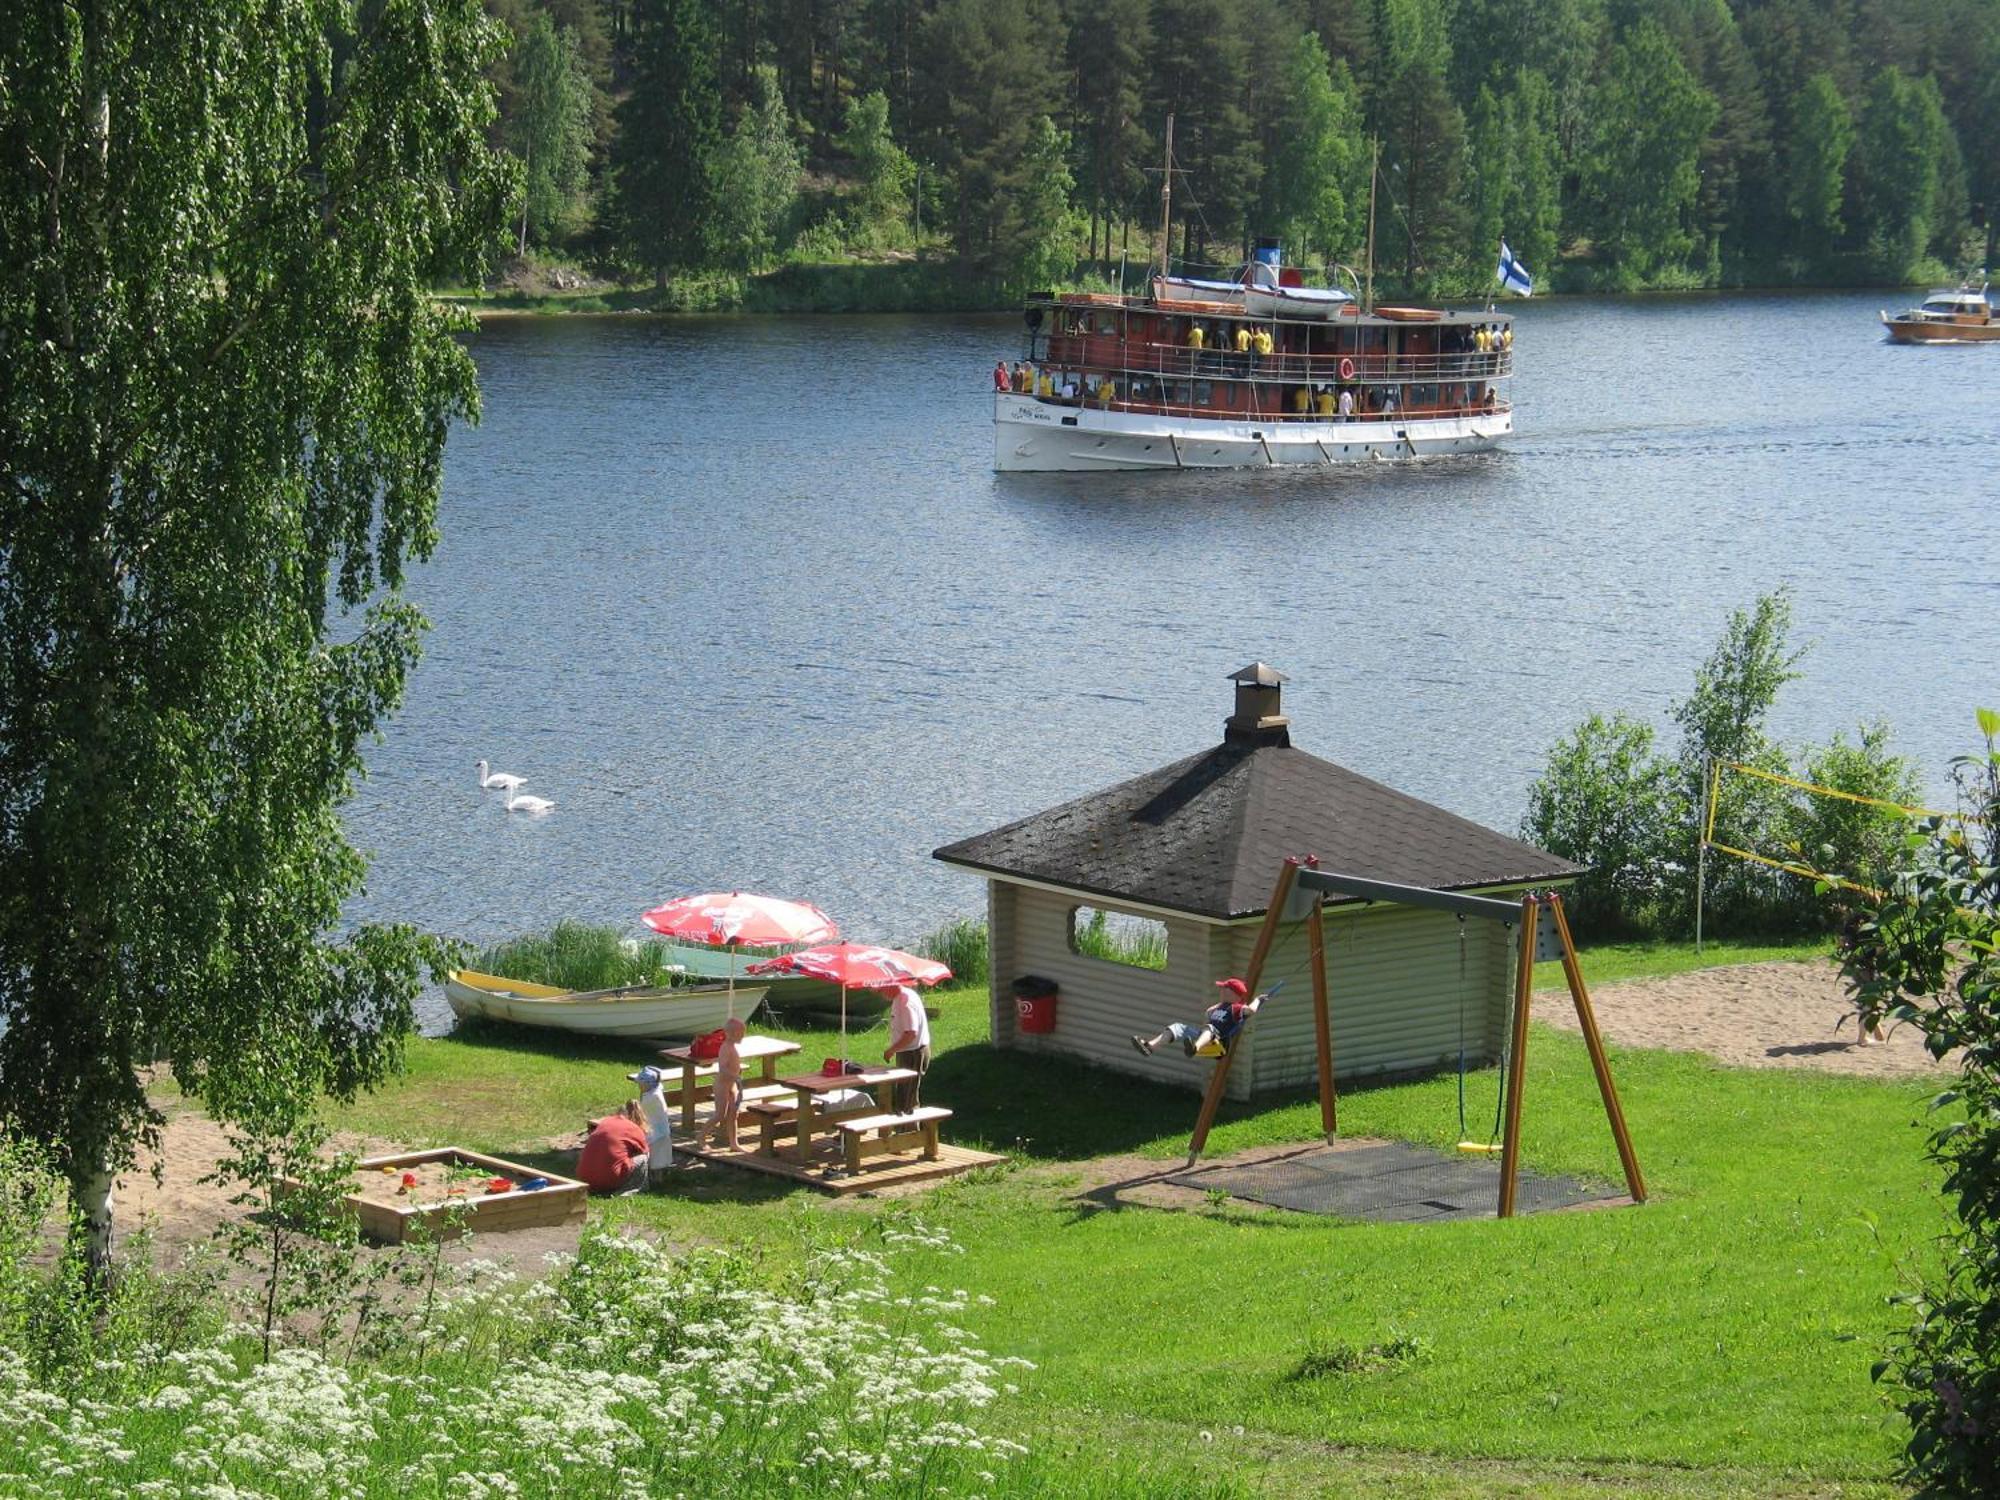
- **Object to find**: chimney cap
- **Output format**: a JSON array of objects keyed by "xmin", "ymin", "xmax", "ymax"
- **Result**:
[{"xmin": 1227, "ymin": 662, "xmax": 1287, "ymax": 687}]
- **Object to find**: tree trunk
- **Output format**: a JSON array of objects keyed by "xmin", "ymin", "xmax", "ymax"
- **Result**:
[{"xmin": 73, "ymin": 1160, "xmax": 116, "ymax": 1283}]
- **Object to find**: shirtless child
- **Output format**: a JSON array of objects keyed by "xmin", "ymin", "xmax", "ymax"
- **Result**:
[{"xmin": 708, "ymin": 1016, "xmax": 748, "ymax": 1149}]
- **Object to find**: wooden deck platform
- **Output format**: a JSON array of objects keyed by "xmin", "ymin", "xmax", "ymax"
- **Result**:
[{"xmin": 681, "ymin": 1136, "xmax": 1005, "ymax": 1195}]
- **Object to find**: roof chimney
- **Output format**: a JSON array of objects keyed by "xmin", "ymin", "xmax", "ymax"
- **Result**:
[{"xmin": 1224, "ymin": 663, "xmax": 1291, "ymax": 748}]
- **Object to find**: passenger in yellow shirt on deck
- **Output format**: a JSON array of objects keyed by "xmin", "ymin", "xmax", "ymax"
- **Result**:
[
  {"xmin": 1187, "ymin": 322, "xmax": 1205, "ymax": 349},
  {"xmin": 1291, "ymin": 386, "xmax": 1310, "ymax": 413},
  {"xmin": 1316, "ymin": 386, "xmax": 1336, "ymax": 417},
  {"xmin": 1254, "ymin": 328, "xmax": 1274, "ymax": 356},
  {"xmin": 1037, "ymin": 369, "xmax": 1054, "ymax": 398},
  {"xmin": 1098, "ymin": 378, "xmax": 1116, "ymax": 409}
]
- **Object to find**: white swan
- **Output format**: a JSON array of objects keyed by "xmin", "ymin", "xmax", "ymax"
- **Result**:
[
  {"xmin": 477, "ymin": 759, "xmax": 526, "ymax": 793},
  {"xmin": 506, "ymin": 792, "xmax": 555, "ymax": 815}
]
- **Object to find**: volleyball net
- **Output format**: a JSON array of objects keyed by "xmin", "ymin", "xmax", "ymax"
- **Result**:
[{"xmin": 1700, "ymin": 758, "xmax": 1984, "ymax": 902}]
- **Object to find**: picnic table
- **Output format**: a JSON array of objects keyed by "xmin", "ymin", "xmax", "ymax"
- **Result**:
[
  {"xmin": 776, "ymin": 1066, "xmax": 919, "ymax": 1166},
  {"xmin": 659, "ymin": 1034, "xmax": 802, "ymax": 1132}
]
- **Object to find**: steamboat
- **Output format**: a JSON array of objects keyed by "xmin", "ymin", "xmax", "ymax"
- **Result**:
[{"xmin": 994, "ymin": 254, "xmax": 1513, "ymax": 472}]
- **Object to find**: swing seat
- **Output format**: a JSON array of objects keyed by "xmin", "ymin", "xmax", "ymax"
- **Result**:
[
  {"xmin": 1195, "ymin": 1040, "xmax": 1227, "ymax": 1059},
  {"xmin": 1456, "ymin": 1141, "xmax": 1504, "ymax": 1155}
]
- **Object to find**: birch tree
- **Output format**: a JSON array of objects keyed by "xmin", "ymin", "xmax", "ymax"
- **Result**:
[{"xmin": 0, "ymin": 0, "xmax": 510, "ymax": 1270}]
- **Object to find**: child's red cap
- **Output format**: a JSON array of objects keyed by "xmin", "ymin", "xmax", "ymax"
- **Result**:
[{"xmin": 1214, "ymin": 977, "xmax": 1250, "ymax": 998}]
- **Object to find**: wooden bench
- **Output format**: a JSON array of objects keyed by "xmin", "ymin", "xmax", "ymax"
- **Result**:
[
  {"xmin": 744, "ymin": 1095, "xmax": 878, "ymax": 1156},
  {"xmin": 671, "ymin": 1075, "xmax": 790, "ymax": 1110},
  {"xmin": 837, "ymin": 1106, "xmax": 953, "ymax": 1173}
]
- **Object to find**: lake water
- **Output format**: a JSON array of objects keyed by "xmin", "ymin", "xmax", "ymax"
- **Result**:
[{"xmin": 345, "ymin": 291, "xmax": 2000, "ymax": 1026}]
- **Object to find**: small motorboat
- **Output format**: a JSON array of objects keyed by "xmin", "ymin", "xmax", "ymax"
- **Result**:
[
  {"xmin": 443, "ymin": 969, "xmax": 768, "ymax": 1040},
  {"xmin": 1881, "ymin": 284, "xmax": 1998, "ymax": 343}
]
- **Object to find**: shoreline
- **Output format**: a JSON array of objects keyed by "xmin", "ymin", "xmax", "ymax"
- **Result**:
[{"xmin": 438, "ymin": 276, "xmax": 1953, "ymax": 321}]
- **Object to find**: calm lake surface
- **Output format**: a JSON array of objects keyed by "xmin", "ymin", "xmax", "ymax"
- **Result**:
[{"xmin": 346, "ymin": 291, "xmax": 2000, "ymax": 1026}]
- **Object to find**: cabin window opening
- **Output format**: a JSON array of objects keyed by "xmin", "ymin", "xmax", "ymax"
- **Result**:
[
  {"xmin": 1070, "ymin": 907, "xmax": 1168, "ymax": 971},
  {"xmin": 1194, "ymin": 380, "xmax": 1215, "ymax": 405}
]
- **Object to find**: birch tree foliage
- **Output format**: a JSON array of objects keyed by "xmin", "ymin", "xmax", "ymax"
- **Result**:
[{"xmin": 0, "ymin": 0, "xmax": 511, "ymax": 1261}]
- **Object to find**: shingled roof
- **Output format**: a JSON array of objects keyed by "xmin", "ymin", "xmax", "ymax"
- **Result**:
[{"xmin": 933, "ymin": 672, "xmax": 1579, "ymax": 920}]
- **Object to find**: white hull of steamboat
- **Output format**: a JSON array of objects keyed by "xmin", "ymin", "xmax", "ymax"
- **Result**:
[{"xmin": 994, "ymin": 394, "xmax": 1511, "ymax": 472}]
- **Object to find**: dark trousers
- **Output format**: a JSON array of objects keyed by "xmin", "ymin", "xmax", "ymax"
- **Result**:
[{"xmin": 892, "ymin": 1045, "xmax": 929, "ymax": 1113}]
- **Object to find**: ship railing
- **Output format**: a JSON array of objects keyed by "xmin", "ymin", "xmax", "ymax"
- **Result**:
[
  {"xmin": 1002, "ymin": 388, "xmax": 1513, "ymax": 423},
  {"xmin": 1022, "ymin": 336, "xmax": 1512, "ymax": 382}
]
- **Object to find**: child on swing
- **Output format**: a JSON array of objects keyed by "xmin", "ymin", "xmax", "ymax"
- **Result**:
[{"xmin": 1132, "ymin": 978, "xmax": 1268, "ymax": 1058}]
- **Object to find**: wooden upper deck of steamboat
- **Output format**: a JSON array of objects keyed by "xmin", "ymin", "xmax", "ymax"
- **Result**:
[{"xmin": 1012, "ymin": 287, "xmax": 1514, "ymax": 424}]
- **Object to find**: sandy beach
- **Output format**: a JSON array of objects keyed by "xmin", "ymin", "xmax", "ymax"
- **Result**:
[{"xmin": 1538, "ymin": 956, "xmax": 1949, "ymax": 1079}]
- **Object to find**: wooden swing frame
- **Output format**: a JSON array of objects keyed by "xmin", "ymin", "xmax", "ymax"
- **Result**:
[{"xmin": 1185, "ymin": 856, "xmax": 1646, "ymax": 1218}]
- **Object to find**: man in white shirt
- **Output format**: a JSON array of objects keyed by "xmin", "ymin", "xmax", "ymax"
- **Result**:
[
  {"xmin": 626, "ymin": 1065, "xmax": 675, "ymax": 1175},
  {"xmin": 880, "ymin": 984, "xmax": 932, "ymax": 1113},
  {"xmin": 1337, "ymin": 386, "xmax": 1355, "ymax": 418}
]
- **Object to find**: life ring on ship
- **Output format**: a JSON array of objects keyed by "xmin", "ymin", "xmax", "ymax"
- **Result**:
[{"xmin": 1337, "ymin": 357, "xmax": 1356, "ymax": 381}]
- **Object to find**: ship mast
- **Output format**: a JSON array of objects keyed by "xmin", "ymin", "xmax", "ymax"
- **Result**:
[
  {"xmin": 1158, "ymin": 112, "xmax": 1174, "ymax": 278},
  {"xmin": 1363, "ymin": 136, "xmax": 1378, "ymax": 314}
]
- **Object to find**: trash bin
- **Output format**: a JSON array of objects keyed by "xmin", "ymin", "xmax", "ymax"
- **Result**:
[{"xmin": 1011, "ymin": 974, "xmax": 1059, "ymax": 1034}]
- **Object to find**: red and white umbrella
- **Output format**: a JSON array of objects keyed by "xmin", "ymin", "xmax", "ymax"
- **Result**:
[
  {"xmin": 640, "ymin": 892, "xmax": 839, "ymax": 1016},
  {"xmin": 640, "ymin": 892, "xmax": 839, "ymax": 948},
  {"xmin": 747, "ymin": 943, "xmax": 951, "ymax": 1047}
]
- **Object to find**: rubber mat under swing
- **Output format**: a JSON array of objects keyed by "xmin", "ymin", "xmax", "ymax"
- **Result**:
[{"xmin": 1168, "ymin": 1139, "xmax": 1613, "ymax": 1223}]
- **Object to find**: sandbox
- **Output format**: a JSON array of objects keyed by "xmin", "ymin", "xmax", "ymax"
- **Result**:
[{"xmin": 323, "ymin": 1147, "xmax": 587, "ymax": 1243}]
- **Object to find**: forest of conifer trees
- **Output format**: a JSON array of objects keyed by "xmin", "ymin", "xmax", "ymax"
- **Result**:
[{"xmin": 487, "ymin": 0, "xmax": 1997, "ymax": 299}]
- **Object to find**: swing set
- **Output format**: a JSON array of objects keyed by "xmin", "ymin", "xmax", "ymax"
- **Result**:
[{"xmin": 1185, "ymin": 856, "xmax": 1647, "ymax": 1218}]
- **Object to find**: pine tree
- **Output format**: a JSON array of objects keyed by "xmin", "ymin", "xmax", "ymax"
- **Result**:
[
  {"xmin": 1146, "ymin": 0, "xmax": 1257, "ymax": 264},
  {"xmin": 912, "ymin": 0, "xmax": 1064, "ymax": 280},
  {"xmin": 1067, "ymin": 0, "xmax": 1152, "ymax": 264},
  {"xmin": 1382, "ymin": 58, "xmax": 1467, "ymax": 286},
  {"xmin": 615, "ymin": 0, "xmax": 724, "ymax": 283}
]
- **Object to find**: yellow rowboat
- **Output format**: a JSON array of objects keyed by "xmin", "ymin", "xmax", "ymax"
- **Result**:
[{"xmin": 443, "ymin": 969, "xmax": 768, "ymax": 1041}]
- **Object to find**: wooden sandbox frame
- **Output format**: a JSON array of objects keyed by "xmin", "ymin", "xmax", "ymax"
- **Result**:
[{"xmin": 312, "ymin": 1147, "xmax": 588, "ymax": 1244}]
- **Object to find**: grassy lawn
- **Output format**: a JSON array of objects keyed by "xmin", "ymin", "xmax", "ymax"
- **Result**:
[{"xmin": 321, "ymin": 944, "xmax": 1926, "ymax": 1496}]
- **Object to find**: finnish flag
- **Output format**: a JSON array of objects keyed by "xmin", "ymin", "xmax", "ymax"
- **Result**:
[{"xmin": 1496, "ymin": 240, "xmax": 1533, "ymax": 297}]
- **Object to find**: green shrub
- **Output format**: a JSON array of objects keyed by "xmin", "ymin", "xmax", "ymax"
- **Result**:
[
  {"xmin": 1523, "ymin": 589, "xmax": 1920, "ymax": 941},
  {"xmin": 1842, "ymin": 709, "xmax": 2000, "ymax": 1495},
  {"xmin": 476, "ymin": 920, "xmax": 684, "ymax": 992},
  {"xmin": 1522, "ymin": 712, "xmax": 1677, "ymax": 937}
]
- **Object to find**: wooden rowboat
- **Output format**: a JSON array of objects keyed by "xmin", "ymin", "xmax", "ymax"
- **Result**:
[
  {"xmin": 652, "ymin": 940, "xmax": 890, "ymax": 1017},
  {"xmin": 444, "ymin": 969, "xmax": 767, "ymax": 1040}
]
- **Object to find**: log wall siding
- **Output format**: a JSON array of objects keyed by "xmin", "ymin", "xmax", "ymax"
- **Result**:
[
  {"xmin": 1231, "ymin": 904, "xmax": 1515, "ymax": 1092},
  {"xmin": 997, "ymin": 884, "xmax": 1241, "ymax": 1097}
]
